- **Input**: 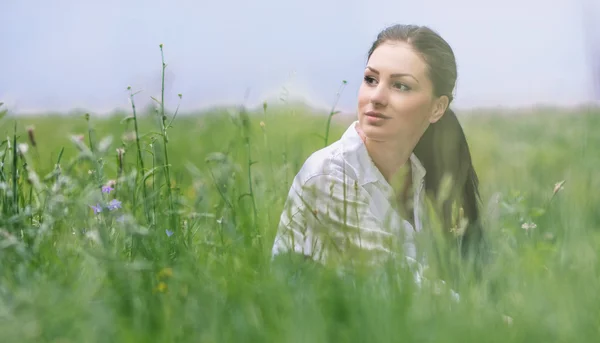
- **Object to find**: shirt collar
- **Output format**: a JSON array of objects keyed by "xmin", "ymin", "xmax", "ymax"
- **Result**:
[{"xmin": 340, "ymin": 120, "xmax": 427, "ymax": 188}]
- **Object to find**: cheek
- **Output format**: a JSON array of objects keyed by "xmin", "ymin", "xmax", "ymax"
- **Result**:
[
  {"xmin": 391, "ymin": 94, "xmax": 432, "ymax": 123},
  {"xmin": 357, "ymin": 86, "xmax": 370, "ymax": 108}
]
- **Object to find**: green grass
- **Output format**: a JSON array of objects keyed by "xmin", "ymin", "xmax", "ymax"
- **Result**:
[{"xmin": 0, "ymin": 52, "xmax": 599, "ymax": 342}]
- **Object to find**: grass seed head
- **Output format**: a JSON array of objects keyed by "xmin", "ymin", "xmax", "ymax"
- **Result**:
[{"xmin": 26, "ymin": 125, "xmax": 36, "ymax": 147}]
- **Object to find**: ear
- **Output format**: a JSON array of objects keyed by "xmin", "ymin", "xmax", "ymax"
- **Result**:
[{"xmin": 429, "ymin": 95, "xmax": 449, "ymax": 124}]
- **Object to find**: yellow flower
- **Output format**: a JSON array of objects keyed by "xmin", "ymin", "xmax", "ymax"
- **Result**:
[
  {"xmin": 158, "ymin": 267, "xmax": 173, "ymax": 279},
  {"xmin": 155, "ymin": 282, "xmax": 168, "ymax": 293}
]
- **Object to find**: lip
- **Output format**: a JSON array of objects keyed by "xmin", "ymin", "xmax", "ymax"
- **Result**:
[{"xmin": 365, "ymin": 111, "xmax": 390, "ymax": 119}]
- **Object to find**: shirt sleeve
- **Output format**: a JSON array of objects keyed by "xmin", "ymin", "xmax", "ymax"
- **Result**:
[{"xmin": 272, "ymin": 171, "xmax": 409, "ymax": 264}]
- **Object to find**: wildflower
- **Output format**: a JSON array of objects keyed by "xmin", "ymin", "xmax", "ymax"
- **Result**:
[
  {"xmin": 155, "ymin": 281, "xmax": 168, "ymax": 293},
  {"xmin": 108, "ymin": 199, "xmax": 121, "ymax": 210},
  {"xmin": 102, "ymin": 185, "xmax": 114, "ymax": 194},
  {"xmin": 166, "ymin": 229, "xmax": 173, "ymax": 237},
  {"xmin": 17, "ymin": 143, "xmax": 28, "ymax": 156},
  {"xmin": 90, "ymin": 204, "xmax": 102, "ymax": 214},
  {"xmin": 521, "ymin": 222, "xmax": 537, "ymax": 231},
  {"xmin": 158, "ymin": 267, "xmax": 173, "ymax": 279}
]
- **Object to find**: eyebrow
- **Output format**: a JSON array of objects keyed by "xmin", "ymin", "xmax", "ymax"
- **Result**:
[{"xmin": 366, "ymin": 66, "xmax": 419, "ymax": 83}]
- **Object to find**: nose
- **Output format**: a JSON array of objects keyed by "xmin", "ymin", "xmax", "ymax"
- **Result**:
[{"xmin": 370, "ymin": 83, "xmax": 388, "ymax": 107}]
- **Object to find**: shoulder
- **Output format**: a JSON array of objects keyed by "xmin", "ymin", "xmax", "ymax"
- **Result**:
[{"xmin": 292, "ymin": 138, "xmax": 361, "ymax": 188}]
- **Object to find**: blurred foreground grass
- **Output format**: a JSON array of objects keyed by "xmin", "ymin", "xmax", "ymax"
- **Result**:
[{"xmin": 0, "ymin": 100, "xmax": 598, "ymax": 342}]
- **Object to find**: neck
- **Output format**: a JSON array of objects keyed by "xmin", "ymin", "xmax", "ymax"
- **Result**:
[
  {"xmin": 367, "ymin": 140, "xmax": 412, "ymax": 185},
  {"xmin": 355, "ymin": 124, "xmax": 414, "ymax": 186}
]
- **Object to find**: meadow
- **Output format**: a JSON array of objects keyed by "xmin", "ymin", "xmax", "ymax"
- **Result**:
[{"xmin": 0, "ymin": 54, "xmax": 599, "ymax": 342}]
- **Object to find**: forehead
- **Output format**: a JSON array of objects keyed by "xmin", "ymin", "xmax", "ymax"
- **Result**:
[{"xmin": 367, "ymin": 41, "xmax": 428, "ymax": 77}]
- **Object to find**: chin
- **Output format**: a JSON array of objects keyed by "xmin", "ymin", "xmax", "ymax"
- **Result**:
[
  {"xmin": 358, "ymin": 119, "xmax": 380, "ymax": 134},
  {"xmin": 359, "ymin": 117, "xmax": 396, "ymax": 140}
]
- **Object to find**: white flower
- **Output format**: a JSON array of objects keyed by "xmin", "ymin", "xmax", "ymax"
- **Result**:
[
  {"xmin": 521, "ymin": 222, "xmax": 537, "ymax": 231},
  {"xmin": 17, "ymin": 143, "xmax": 28, "ymax": 154}
]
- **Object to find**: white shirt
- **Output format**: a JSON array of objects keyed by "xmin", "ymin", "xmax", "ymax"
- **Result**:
[{"xmin": 271, "ymin": 120, "xmax": 428, "ymax": 265}]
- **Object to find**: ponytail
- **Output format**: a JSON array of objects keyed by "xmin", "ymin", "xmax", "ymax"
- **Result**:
[{"xmin": 413, "ymin": 108, "xmax": 485, "ymax": 261}]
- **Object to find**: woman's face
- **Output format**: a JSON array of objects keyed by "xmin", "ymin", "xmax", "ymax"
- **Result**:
[{"xmin": 357, "ymin": 40, "xmax": 448, "ymax": 145}]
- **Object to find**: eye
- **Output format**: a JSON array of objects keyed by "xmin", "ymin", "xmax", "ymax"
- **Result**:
[
  {"xmin": 394, "ymin": 82, "xmax": 411, "ymax": 91},
  {"xmin": 363, "ymin": 75, "xmax": 377, "ymax": 85}
]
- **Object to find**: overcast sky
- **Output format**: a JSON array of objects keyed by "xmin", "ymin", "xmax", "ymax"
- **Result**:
[{"xmin": 2, "ymin": 0, "xmax": 599, "ymax": 114}]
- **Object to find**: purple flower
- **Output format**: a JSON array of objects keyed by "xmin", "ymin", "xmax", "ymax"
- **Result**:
[
  {"xmin": 108, "ymin": 199, "xmax": 121, "ymax": 211},
  {"xmin": 102, "ymin": 185, "xmax": 114, "ymax": 194},
  {"xmin": 166, "ymin": 229, "xmax": 173, "ymax": 237},
  {"xmin": 90, "ymin": 204, "xmax": 102, "ymax": 214}
]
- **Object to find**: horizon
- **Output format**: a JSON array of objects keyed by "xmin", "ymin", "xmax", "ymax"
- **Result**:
[{"xmin": 5, "ymin": 98, "xmax": 599, "ymax": 119}]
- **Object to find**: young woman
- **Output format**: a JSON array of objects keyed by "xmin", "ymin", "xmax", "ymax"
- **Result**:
[{"xmin": 272, "ymin": 24, "xmax": 484, "ymax": 269}]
